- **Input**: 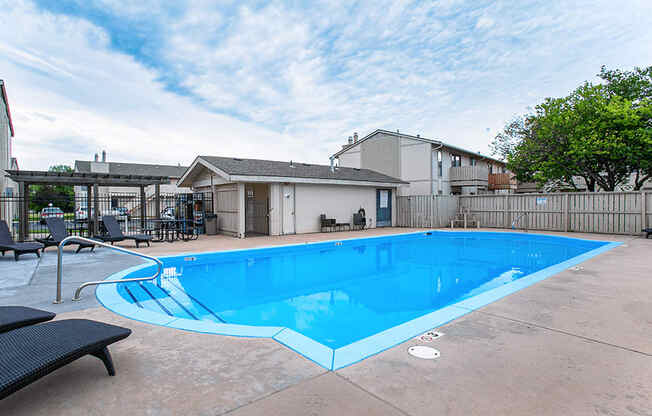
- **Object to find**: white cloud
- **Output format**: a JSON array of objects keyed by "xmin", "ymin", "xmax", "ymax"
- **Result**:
[{"xmin": 1, "ymin": 0, "xmax": 651, "ymax": 170}]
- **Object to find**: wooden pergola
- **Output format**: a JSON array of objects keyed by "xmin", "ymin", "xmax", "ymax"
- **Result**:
[{"xmin": 5, "ymin": 170, "xmax": 171, "ymax": 241}]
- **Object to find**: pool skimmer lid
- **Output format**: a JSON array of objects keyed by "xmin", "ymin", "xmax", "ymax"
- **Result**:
[
  {"xmin": 415, "ymin": 331, "xmax": 443, "ymax": 342},
  {"xmin": 408, "ymin": 346, "xmax": 440, "ymax": 360}
]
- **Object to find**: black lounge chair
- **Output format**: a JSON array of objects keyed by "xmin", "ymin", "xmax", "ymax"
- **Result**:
[
  {"xmin": 100, "ymin": 215, "xmax": 152, "ymax": 248},
  {"xmin": 0, "ymin": 306, "xmax": 55, "ymax": 333},
  {"xmin": 36, "ymin": 217, "xmax": 96, "ymax": 253},
  {"xmin": 644, "ymin": 228, "xmax": 651, "ymax": 239},
  {"xmin": 0, "ymin": 220, "xmax": 43, "ymax": 261},
  {"xmin": 0, "ymin": 319, "xmax": 131, "ymax": 400}
]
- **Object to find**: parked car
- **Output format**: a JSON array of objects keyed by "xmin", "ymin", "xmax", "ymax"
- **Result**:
[
  {"xmin": 115, "ymin": 207, "xmax": 131, "ymax": 221},
  {"xmin": 100, "ymin": 208, "xmax": 129, "ymax": 221},
  {"xmin": 160, "ymin": 207, "xmax": 175, "ymax": 221},
  {"xmin": 39, "ymin": 206, "xmax": 64, "ymax": 225},
  {"xmin": 75, "ymin": 207, "xmax": 88, "ymax": 221}
]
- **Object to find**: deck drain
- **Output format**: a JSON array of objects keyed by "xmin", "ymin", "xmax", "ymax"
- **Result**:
[
  {"xmin": 184, "ymin": 256, "xmax": 197, "ymax": 262},
  {"xmin": 415, "ymin": 331, "xmax": 443, "ymax": 342},
  {"xmin": 408, "ymin": 346, "xmax": 440, "ymax": 360}
]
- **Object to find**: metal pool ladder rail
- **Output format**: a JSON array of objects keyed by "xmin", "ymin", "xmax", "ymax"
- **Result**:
[
  {"xmin": 511, "ymin": 213, "xmax": 529, "ymax": 231},
  {"xmin": 55, "ymin": 236, "xmax": 163, "ymax": 304}
]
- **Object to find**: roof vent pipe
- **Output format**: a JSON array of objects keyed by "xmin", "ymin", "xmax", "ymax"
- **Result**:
[
  {"xmin": 329, "ymin": 157, "xmax": 335, "ymax": 173},
  {"xmin": 101, "ymin": 150, "xmax": 106, "ymax": 162},
  {"xmin": 289, "ymin": 160, "xmax": 294, "ymax": 168},
  {"xmin": 94, "ymin": 153, "xmax": 99, "ymax": 162}
]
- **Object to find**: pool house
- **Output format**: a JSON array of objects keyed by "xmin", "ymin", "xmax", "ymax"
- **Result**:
[{"xmin": 177, "ymin": 156, "xmax": 406, "ymax": 238}]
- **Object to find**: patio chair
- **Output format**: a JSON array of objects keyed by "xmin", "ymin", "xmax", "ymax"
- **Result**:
[
  {"xmin": 100, "ymin": 215, "xmax": 152, "ymax": 248},
  {"xmin": 35, "ymin": 217, "xmax": 97, "ymax": 253},
  {"xmin": 0, "ymin": 220, "xmax": 44, "ymax": 261},
  {"xmin": 0, "ymin": 319, "xmax": 132, "ymax": 400},
  {"xmin": 0, "ymin": 306, "xmax": 55, "ymax": 333},
  {"xmin": 353, "ymin": 210, "xmax": 366, "ymax": 231},
  {"xmin": 644, "ymin": 228, "xmax": 651, "ymax": 239},
  {"xmin": 320, "ymin": 214, "xmax": 336, "ymax": 232}
]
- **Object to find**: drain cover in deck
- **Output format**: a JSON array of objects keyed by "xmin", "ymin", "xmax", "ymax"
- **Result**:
[{"xmin": 408, "ymin": 346, "xmax": 440, "ymax": 360}]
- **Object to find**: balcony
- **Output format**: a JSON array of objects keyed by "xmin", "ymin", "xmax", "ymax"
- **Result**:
[
  {"xmin": 488, "ymin": 173, "xmax": 516, "ymax": 190},
  {"xmin": 449, "ymin": 166, "xmax": 489, "ymax": 187}
]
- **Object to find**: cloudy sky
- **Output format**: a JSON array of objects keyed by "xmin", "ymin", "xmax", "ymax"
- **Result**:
[{"xmin": 1, "ymin": 0, "xmax": 651, "ymax": 170}]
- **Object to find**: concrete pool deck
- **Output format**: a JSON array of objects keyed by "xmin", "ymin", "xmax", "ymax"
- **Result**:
[{"xmin": 0, "ymin": 228, "xmax": 650, "ymax": 415}]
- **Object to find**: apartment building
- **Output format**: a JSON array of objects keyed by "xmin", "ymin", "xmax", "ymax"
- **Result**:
[
  {"xmin": 0, "ymin": 80, "xmax": 16, "ymax": 197},
  {"xmin": 331, "ymin": 129, "xmax": 517, "ymax": 196}
]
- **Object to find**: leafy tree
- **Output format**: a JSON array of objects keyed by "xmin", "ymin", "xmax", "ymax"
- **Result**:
[
  {"xmin": 29, "ymin": 165, "xmax": 76, "ymax": 212},
  {"xmin": 492, "ymin": 65, "xmax": 652, "ymax": 191}
]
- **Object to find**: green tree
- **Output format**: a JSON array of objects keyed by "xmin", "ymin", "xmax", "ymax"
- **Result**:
[
  {"xmin": 492, "ymin": 66, "xmax": 652, "ymax": 191},
  {"xmin": 29, "ymin": 165, "xmax": 76, "ymax": 212}
]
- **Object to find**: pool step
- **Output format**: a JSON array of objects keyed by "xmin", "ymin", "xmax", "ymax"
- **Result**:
[
  {"xmin": 120, "ymin": 280, "xmax": 224, "ymax": 323},
  {"xmin": 140, "ymin": 281, "xmax": 197, "ymax": 321},
  {"xmin": 163, "ymin": 279, "xmax": 226, "ymax": 323},
  {"xmin": 122, "ymin": 282, "xmax": 173, "ymax": 317}
]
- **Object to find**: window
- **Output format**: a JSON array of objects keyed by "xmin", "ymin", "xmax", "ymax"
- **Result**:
[
  {"xmin": 437, "ymin": 150, "xmax": 442, "ymax": 176},
  {"xmin": 502, "ymin": 166, "xmax": 506, "ymax": 173},
  {"xmin": 470, "ymin": 157, "xmax": 476, "ymax": 166},
  {"xmin": 451, "ymin": 154, "xmax": 462, "ymax": 167},
  {"xmin": 488, "ymin": 164, "xmax": 493, "ymax": 174}
]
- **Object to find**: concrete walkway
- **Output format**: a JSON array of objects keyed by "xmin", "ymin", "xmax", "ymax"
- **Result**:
[{"xmin": 0, "ymin": 229, "xmax": 650, "ymax": 415}]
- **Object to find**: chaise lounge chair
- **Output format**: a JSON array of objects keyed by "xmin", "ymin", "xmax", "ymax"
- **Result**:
[
  {"xmin": 36, "ymin": 217, "xmax": 97, "ymax": 253},
  {"xmin": 0, "ymin": 319, "xmax": 132, "ymax": 400},
  {"xmin": 0, "ymin": 220, "xmax": 44, "ymax": 261},
  {"xmin": 0, "ymin": 306, "xmax": 55, "ymax": 333},
  {"xmin": 100, "ymin": 215, "xmax": 152, "ymax": 248}
]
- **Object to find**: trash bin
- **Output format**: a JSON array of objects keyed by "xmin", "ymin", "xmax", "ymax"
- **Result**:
[{"xmin": 205, "ymin": 213, "xmax": 218, "ymax": 235}]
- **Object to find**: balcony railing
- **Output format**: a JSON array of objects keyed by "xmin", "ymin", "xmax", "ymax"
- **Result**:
[
  {"xmin": 488, "ymin": 173, "xmax": 516, "ymax": 190},
  {"xmin": 449, "ymin": 166, "xmax": 489, "ymax": 186}
]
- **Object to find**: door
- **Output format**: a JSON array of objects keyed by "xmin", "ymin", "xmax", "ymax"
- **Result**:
[
  {"xmin": 376, "ymin": 189, "xmax": 392, "ymax": 227},
  {"xmin": 282, "ymin": 184, "xmax": 295, "ymax": 234}
]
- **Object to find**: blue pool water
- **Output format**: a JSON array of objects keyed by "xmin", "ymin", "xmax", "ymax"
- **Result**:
[{"xmin": 107, "ymin": 231, "xmax": 612, "ymax": 354}]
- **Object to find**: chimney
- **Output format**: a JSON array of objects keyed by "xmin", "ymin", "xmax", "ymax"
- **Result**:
[
  {"xmin": 101, "ymin": 150, "xmax": 106, "ymax": 162},
  {"xmin": 289, "ymin": 160, "xmax": 294, "ymax": 168},
  {"xmin": 347, "ymin": 136, "xmax": 353, "ymax": 145},
  {"xmin": 330, "ymin": 157, "xmax": 335, "ymax": 173},
  {"xmin": 94, "ymin": 153, "xmax": 99, "ymax": 162},
  {"xmin": 416, "ymin": 134, "xmax": 420, "ymax": 138},
  {"xmin": 353, "ymin": 132, "xmax": 358, "ymax": 142}
]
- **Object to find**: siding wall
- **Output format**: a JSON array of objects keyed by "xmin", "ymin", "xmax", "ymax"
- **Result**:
[
  {"xmin": 0, "ymin": 97, "xmax": 10, "ymax": 196},
  {"xmin": 360, "ymin": 132, "xmax": 400, "ymax": 179},
  {"xmin": 294, "ymin": 184, "xmax": 378, "ymax": 234}
]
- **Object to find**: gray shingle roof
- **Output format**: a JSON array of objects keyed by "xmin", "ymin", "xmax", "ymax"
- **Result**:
[
  {"xmin": 199, "ymin": 156, "xmax": 406, "ymax": 184},
  {"xmin": 75, "ymin": 161, "xmax": 187, "ymax": 178}
]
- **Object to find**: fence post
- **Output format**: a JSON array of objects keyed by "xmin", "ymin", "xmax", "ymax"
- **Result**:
[
  {"xmin": 563, "ymin": 194, "xmax": 569, "ymax": 232},
  {"xmin": 430, "ymin": 195, "xmax": 435, "ymax": 228},
  {"xmin": 642, "ymin": 191, "xmax": 647, "ymax": 231},
  {"xmin": 92, "ymin": 184, "xmax": 100, "ymax": 236},
  {"xmin": 18, "ymin": 182, "xmax": 26, "ymax": 241},
  {"xmin": 503, "ymin": 195, "xmax": 509, "ymax": 228},
  {"xmin": 139, "ymin": 185, "xmax": 146, "ymax": 232}
]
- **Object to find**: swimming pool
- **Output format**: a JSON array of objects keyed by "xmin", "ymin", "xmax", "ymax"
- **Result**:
[{"xmin": 97, "ymin": 231, "xmax": 619, "ymax": 369}]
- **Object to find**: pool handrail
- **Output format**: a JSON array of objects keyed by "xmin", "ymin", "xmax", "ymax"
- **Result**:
[
  {"xmin": 511, "ymin": 212, "xmax": 529, "ymax": 231},
  {"xmin": 55, "ymin": 236, "xmax": 163, "ymax": 304}
]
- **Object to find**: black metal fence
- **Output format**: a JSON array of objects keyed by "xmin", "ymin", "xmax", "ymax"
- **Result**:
[{"xmin": 0, "ymin": 192, "xmax": 213, "ymax": 242}]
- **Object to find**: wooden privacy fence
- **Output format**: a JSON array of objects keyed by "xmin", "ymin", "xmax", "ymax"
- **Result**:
[
  {"xmin": 459, "ymin": 191, "xmax": 650, "ymax": 235},
  {"xmin": 396, "ymin": 195, "xmax": 458, "ymax": 228},
  {"xmin": 397, "ymin": 191, "xmax": 650, "ymax": 235}
]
